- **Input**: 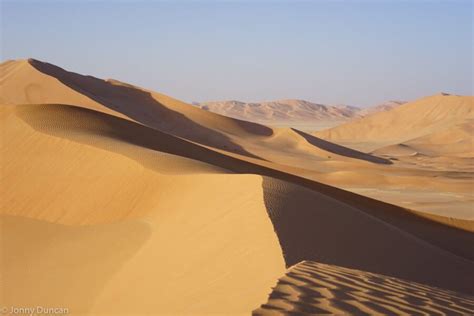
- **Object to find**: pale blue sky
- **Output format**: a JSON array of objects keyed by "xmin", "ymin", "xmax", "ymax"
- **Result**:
[{"xmin": 1, "ymin": 0, "xmax": 472, "ymax": 106}]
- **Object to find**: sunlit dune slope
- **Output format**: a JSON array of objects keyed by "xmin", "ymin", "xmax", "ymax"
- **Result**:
[
  {"xmin": 373, "ymin": 120, "xmax": 474, "ymax": 158},
  {"xmin": 254, "ymin": 260, "xmax": 474, "ymax": 315},
  {"xmin": 0, "ymin": 103, "xmax": 286, "ymax": 314},
  {"xmin": 315, "ymin": 94, "xmax": 474, "ymax": 153},
  {"xmin": 0, "ymin": 58, "xmax": 390, "ymax": 166}
]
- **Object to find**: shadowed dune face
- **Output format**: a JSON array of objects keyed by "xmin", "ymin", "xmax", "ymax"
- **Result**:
[
  {"xmin": 27, "ymin": 59, "xmax": 272, "ymax": 159},
  {"xmin": 254, "ymin": 261, "xmax": 474, "ymax": 315},
  {"xmin": 13, "ymin": 103, "xmax": 245, "ymax": 175},
  {"xmin": 262, "ymin": 177, "xmax": 474, "ymax": 294},
  {"xmin": 1, "ymin": 59, "xmax": 401, "ymax": 167},
  {"xmin": 292, "ymin": 129, "xmax": 392, "ymax": 164}
]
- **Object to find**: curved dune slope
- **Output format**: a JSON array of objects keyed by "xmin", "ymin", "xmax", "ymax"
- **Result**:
[
  {"xmin": 0, "ymin": 59, "xmax": 389, "ymax": 166},
  {"xmin": 315, "ymin": 94, "xmax": 474, "ymax": 153},
  {"xmin": 374, "ymin": 120, "xmax": 474, "ymax": 158},
  {"xmin": 254, "ymin": 261, "xmax": 474, "ymax": 315},
  {"xmin": 2, "ymin": 103, "xmax": 473, "ymax": 302},
  {"xmin": 0, "ymin": 104, "xmax": 286, "ymax": 314}
]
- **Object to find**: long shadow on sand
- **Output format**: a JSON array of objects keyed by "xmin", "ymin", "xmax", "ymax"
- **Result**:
[
  {"xmin": 28, "ymin": 58, "xmax": 271, "ymax": 160},
  {"xmin": 292, "ymin": 129, "xmax": 392, "ymax": 164},
  {"xmin": 254, "ymin": 261, "xmax": 474, "ymax": 315},
  {"xmin": 261, "ymin": 177, "xmax": 474, "ymax": 295}
]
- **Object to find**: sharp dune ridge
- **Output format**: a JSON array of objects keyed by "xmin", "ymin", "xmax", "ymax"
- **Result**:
[{"xmin": 1, "ymin": 58, "xmax": 473, "ymax": 314}]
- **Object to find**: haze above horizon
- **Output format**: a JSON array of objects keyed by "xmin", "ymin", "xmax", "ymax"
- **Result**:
[{"xmin": 1, "ymin": 0, "xmax": 472, "ymax": 106}]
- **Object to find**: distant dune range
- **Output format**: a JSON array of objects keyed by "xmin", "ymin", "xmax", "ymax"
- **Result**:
[
  {"xmin": 1, "ymin": 59, "xmax": 473, "ymax": 314},
  {"xmin": 195, "ymin": 99, "xmax": 404, "ymax": 125}
]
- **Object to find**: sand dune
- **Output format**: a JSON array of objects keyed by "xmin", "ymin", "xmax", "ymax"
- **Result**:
[
  {"xmin": 254, "ymin": 261, "xmax": 474, "ymax": 315},
  {"xmin": 1, "ymin": 59, "xmax": 474, "ymax": 314},
  {"xmin": 1, "ymin": 103, "xmax": 286, "ymax": 313},
  {"xmin": 315, "ymin": 93, "xmax": 474, "ymax": 153},
  {"xmin": 1, "ymin": 59, "xmax": 396, "ymax": 170},
  {"xmin": 196, "ymin": 99, "xmax": 360, "ymax": 122},
  {"xmin": 358, "ymin": 100, "xmax": 405, "ymax": 116},
  {"xmin": 374, "ymin": 120, "xmax": 474, "ymax": 158},
  {"xmin": 196, "ymin": 99, "xmax": 404, "ymax": 131}
]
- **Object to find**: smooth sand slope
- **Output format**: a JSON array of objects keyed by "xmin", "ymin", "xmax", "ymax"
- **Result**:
[
  {"xmin": 1, "ymin": 59, "xmax": 474, "ymax": 314},
  {"xmin": 315, "ymin": 93, "xmax": 474, "ymax": 153},
  {"xmin": 373, "ymin": 120, "xmax": 474, "ymax": 158}
]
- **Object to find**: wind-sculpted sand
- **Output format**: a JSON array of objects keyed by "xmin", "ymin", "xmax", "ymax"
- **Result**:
[
  {"xmin": 1, "ymin": 59, "xmax": 473, "ymax": 315},
  {"xmin": 254, "ymin": 261, "xmax": 474, "ymax": 315}
]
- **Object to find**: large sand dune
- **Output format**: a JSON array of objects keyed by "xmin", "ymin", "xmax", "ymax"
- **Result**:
[
  {"xmin": 315, "ymin": 93, "xmax": 474, "ymax": 153},
  {"xmin": 1, "ymin": 59, "xmax": 473, "ymax": 314},
  {"xmin": 0, "ymin": 59, "xmax": 389, "ymax": 166}
]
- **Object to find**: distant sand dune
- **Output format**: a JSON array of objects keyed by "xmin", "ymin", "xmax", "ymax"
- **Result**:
[
  {"xmin": 374, "ymin": 120, "xmax": 474, "ymax": 158},
  {"xmin": 196, "ymin": 99, "xmax": 361, "ymax": 122},
  {"xmin": 254, "ymin": 261, "xmax": 474, "ymax": 315},
  {"xmin": 315, "ymin": 94, "xmax": 474, "ymax": 154}
]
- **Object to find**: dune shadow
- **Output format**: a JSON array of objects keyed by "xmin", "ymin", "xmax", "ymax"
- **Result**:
[
  {"xmin": 261, "ymin": 177, "xmax": 474, "ymax": 295},
  {"xmin": 254, "ymin": 261, "xmax": 474, "ymax": 315},
  {"xmin": 28, "ymin": 59, "xmax": 271, "ymax": 160},
  {"xmin": 0, "ymin": 215, "xmax": 151, "ymax": 314},
  {"xmin": 16, "ymin": 104, "xmax": 267, "ymax": 174},
  {"xmin": 292, "ymin": 128, "xmax": 392, "ymax": 164}
]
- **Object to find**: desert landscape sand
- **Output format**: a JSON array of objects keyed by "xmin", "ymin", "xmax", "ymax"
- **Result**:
[
  {"xmin": 1, "ymin": 59, "xmax": 473, "ymax": 315},
  {"xmin": 195, "ymin": 99, "xmax": 404, "ymax": 131}
]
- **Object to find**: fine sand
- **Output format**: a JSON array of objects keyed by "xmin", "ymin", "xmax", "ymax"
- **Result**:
[{"xmin": 1, "ymin": 59, "xmax": 473, "ymax": 315}]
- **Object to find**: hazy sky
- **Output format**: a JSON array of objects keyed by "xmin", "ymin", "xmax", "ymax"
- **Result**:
[{"xmin": 1, "ymin": 0, "xmax": 472, "ymax": 106}]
